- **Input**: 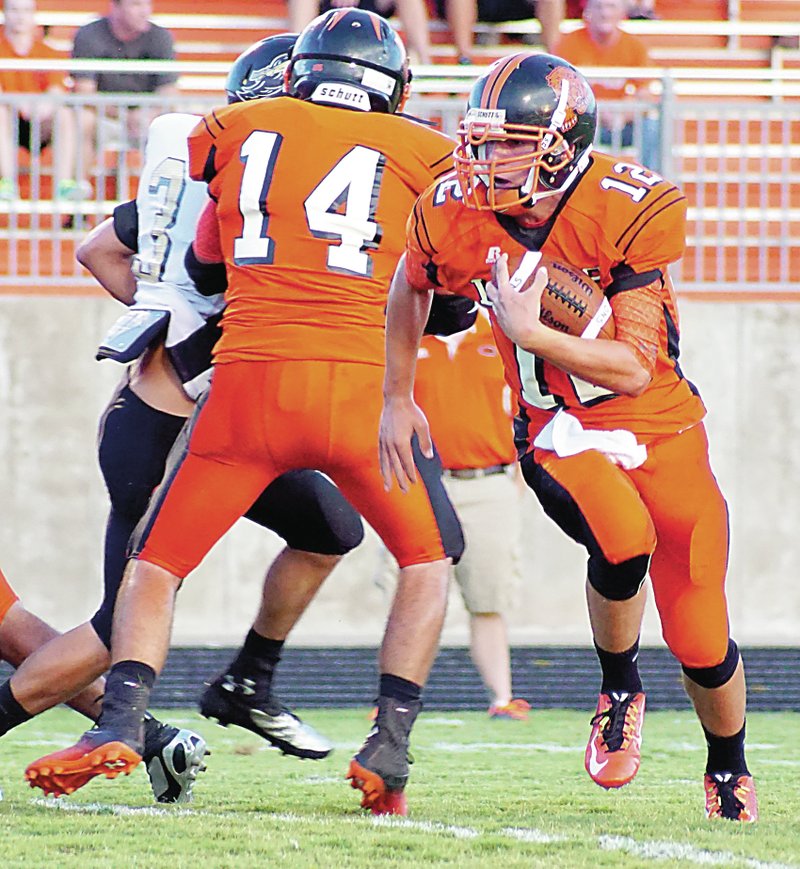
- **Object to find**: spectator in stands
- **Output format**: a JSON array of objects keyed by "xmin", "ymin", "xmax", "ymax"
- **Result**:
[
  {"xmin": 555, "ymin": 0, "xmax": 660, "ymax": 169},
  {"xmin": 435, "ymin": 0, "xmax": 475, "ymax": 64},
  {"xmin": 0, "ymin": 0, "xmax": 86, "ymax": 201},
  {"xmin": 288, "ymin": 0, "xmax": 433, "ymax": 64},
  {"xmin": 434, "ymin": 1, "xmax": 563, "ymax": 65},
  {"xmin": 71, "ymin": 0, "xmax": 179, "ymax": 169},
  {"xmin": 567, "ymin": 0, "xmax": 656, "ymax": 16},
  {"xmin": 626, "ymin": 0, "xmax": 656, "ymax": 18}
]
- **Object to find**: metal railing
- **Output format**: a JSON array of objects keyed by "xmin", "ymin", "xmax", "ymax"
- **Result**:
[{"xmin": 0, "ymin": 61, "xmax": 798, "ymax": 297}]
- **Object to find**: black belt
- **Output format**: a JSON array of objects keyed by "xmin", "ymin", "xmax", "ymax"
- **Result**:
[{"xmin": 443, "ymin": 464, "xmax": 510, "ymax": 480}]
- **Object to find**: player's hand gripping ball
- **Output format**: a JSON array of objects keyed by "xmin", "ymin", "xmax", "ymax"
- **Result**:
[{"xmin": 503, "ymin": 251, "xmax": 615, "ymax": 339}]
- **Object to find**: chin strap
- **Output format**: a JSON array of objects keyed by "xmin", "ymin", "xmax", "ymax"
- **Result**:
[{"xmin": 523, "ymin": 144, "xmax": 593, "ymax": 205}]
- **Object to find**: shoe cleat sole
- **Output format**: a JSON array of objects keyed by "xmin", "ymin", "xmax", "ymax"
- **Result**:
[
  {"xmin": 346, "ymin": 759, "xmax": 408, "ymax": 815},
  {"xmin": 25, "ymin": 741, "xmax": 141, "ymax": 797}
]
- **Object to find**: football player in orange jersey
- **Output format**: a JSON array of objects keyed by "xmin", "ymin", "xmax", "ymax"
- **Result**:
[
  {"xmin": 380, "ymin": 53, "xmax": 757, "ymax": 822},
  {"xmin": 19, "ymin": 35, "xmax": 366, "ymax": 805},
  {"xmin": 29, "ymin": 9, "xmax": 464, "ymax": 816}
]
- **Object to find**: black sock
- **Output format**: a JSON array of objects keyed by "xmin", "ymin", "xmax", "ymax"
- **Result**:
[
  {"xmin": 595, "ymin": 639, "xmax": 643, "ymax": 695},
  {"xmin": 99, "ymin": 660, "xmax": 156, "ymax": 750},
  {"xmin": 0, "ymin": 680, "xmax": 33, "ymax": 737},
  {"xmin": 704, "ymin": 722, "xmax": 749, "ymax": 776},
  {"xmin": 379, "ymin": 673, "xmax": 422, "ymax": 705},
  {"xmin": 227, "ymin": 630, "xmax": 283, "ymax": 681},
  {"xmin": 240, "ymin": 629, "xmax": 284, "ymax": 668},
  {"xmin": 218, "ymin": 631, "xmax": 283, "ymax": 704}
]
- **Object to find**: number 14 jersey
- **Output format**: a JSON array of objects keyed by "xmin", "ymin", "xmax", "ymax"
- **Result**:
[{"xmin": 187, "ymin": 97, "xmax": 454, "ymax": 366}]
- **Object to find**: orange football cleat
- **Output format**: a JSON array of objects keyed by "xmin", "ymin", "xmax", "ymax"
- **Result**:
[
  {"xmin": 488, "ymin": 698, "xmax": 531, "ymax": 721},
  {"xmin": 25, "ymin": 730, "xmax": 142, "ymax": 798},
  {"xmin": 347, "ymin": 758, "xmax": 408, "ymax": 816},
  {"xmin": 347, "ymin": 696, "xmax": 418, "ymax": 816},
  {"xmin": 584, "ymin": 691, "xmax": 645, "ymax": 789},
  {"xmin": 705, "ymin": 772, "xmax": 758, "ymax": 822}
]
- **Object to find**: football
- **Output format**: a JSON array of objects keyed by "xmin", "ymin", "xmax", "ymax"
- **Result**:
[{"xmin": 502, "ymin": 251, "xmax": 615, "ymax": 340}]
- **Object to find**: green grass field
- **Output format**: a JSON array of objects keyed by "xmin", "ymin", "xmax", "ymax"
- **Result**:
[{"xmin": 0, "ymin": 708, "xmax": 797, "ymax": 868}]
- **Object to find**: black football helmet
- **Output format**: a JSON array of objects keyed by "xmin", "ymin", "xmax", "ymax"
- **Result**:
[
  {"xmin": 286, "ymin": 8, "xmax": 410, "ymax": 114},
  {"xmin": 454, "ymin": 53, "xmax": 597, "ymax": 213},
  {"xmin": 226, "ymin": 33, "xmax": 297, "ymax": 104}
]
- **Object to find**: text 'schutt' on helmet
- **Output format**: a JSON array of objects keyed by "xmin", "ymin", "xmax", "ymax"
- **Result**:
[
  {"xmin": 454, "ymin": 53, "xmax": 597, "ymax": 213},
  {"xmin": 226, "ymin": 33, "xmax": 298, "ymax": 104},
  {"xmin": 286, "ymin": 9, "xmax": 410, "ymax": 114}
]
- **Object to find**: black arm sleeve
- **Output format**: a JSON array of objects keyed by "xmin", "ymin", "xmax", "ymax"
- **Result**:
[
  {"xmin": 112, "ymin": 199, "xmax": 138, "ymax": 252},
  {"xmin": 424, "ymin": 293, "xmax": 479, "ymax": 336},
  {"xmin": 185, "ymin": 243, "xmax": 228, "ymax": 296}
]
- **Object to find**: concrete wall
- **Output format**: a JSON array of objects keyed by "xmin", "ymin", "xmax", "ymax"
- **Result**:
[{"xmin": 2, "ymin": 293, "xmax": 798, "ymax": 647}]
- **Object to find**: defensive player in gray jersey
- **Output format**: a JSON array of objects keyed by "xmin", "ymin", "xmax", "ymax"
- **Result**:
[{"xmin": 10, "ymin": 36, "xmax": 364, "ymax": 803}]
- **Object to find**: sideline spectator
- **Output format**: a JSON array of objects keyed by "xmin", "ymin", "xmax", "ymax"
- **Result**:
[
  {"xmin": 0, "ymin": 0, "xmax": 86, "ymax": 201},
  {"xmin": 436, "ymin": 0, "xmax": 475, "ymax": 64},
  {"xmin": 71, "ymin": 0, "xmax": 179, "ymax": 168},
  {"xmin": 288, "ymin": 0, "xmax": 433, "ymax": 64},
  {"xmin": 434, "ymin": 0, "xmax": 564, "ymax": 64},
  {"xmin": 627, "ymin": 0, "xmax": 656, "ymax": 19},
  {"xmin": 567, "ymin": 0, "xmax": 656, "ymax": 16},
  {"xmin": 555, "ymin": 0, "xmax": 660, "ymax": 168},
  {"xmin": 376, "ymin": 310, "xmax": 529, "ymax": 719}
]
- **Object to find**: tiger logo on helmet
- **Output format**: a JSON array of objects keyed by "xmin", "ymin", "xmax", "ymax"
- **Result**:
[{"xmin": 545, "ymin": 66, "xmax": 593, "ymax": 133}]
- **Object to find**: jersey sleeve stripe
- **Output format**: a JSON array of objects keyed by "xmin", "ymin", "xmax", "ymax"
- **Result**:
[
  {"xmin": 412, "ymin": 199, "xmax": 437, "ymax": 258},
  {"xmin": 430, "ymin": 151, "xmax": 455, "ymax": 178},
  {"xmin": 202, "ymin": 109, "xmax": 226, "ymax": 139},
  {"xmin": 621, "ymin": 195, "xmax": 686, "ymax": 257},
  {"xmin": 614, "ymin": 186, "xmax": 680, "ymax": 249},
  {"xmin": 198, "ymin": 144, "xmax": 218, "ymax": 184}
]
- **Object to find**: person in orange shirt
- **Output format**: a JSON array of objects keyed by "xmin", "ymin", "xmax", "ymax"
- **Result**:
[
  {"xmin": 380, "ymin": 53, "xmax": 757, "ymax": 822},
  {"xmin": 0, "ymin": 0, "xmax": 85, "ymax": 200},
  {"xmin": 27, "ymin": 9, "xmax": 464, "ymax": 818},
  {"xmin": 555, "ymin": 0, "xmax": 660, "ymax": 169},
  {"xmin": 378, "ymin": 310, "xmax": 529, "ymax": 719}
]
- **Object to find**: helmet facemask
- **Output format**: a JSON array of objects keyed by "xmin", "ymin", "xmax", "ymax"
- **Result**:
[{"xmin": 455, "ymin": 113, "xmax": 591, "ymax": 213}]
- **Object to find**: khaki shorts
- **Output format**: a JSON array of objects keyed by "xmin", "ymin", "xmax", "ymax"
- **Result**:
[{"xmin": 376, "ymin": 467, "xmax": 522, "ymax": 614}]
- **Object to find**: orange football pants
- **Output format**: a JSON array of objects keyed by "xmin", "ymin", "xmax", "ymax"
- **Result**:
[
  {"xmin": 138, "ymin": 359, "xmax": 458, "ymax": 576},
  {"xmin": 0, "ymin": 567, "xmax": 20, "ymax": 625},
  {"xmin": 530, "ymin": 423, "xmax": 730, "ymax": 669}
]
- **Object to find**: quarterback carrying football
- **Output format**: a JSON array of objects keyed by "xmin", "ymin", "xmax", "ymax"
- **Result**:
[{"xmin": 379, "ymin": 52, "xmax": 757, "ymax": 823}]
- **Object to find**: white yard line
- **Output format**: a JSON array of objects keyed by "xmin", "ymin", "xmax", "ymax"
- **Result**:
[
  {"xmin": 502, "ymin": 827, "xmax": 568, "ymax": 844},
  {"xmin": 433, "ymin": 741, "xmax": 581, "ymax": 753},
  {"xmin": 372, "ymin": 817, "xmax": 480, "ymax": 839},
  {"xmin": 600, "ymin": 836, "xmax": 797, "ymax": 869},
  {"xmin": 28, "ymin": 798, "xmax": 796, "ymax": 869},
  {"xmin": 31, "ymin": 798, "xmax": 195, "ymax": 817}
]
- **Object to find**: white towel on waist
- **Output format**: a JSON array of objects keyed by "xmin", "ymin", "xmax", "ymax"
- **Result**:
[{"xmin": 533, "ymin": 410, "xmax": 647, "ymax": 470}]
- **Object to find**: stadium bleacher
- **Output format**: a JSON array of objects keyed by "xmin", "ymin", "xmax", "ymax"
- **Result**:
[{"xmin": 0, "ymin": 1, "xmax": 798, "ymax": 294}]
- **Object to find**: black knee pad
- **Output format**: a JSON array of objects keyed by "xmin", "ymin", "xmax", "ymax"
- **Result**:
[
  {"xmin": 682, "ymin": 639, "xmax": 740, "ymax": 689},
  {"xmin": 245, "ymin": 469, "xmax": 365, "ymax": 556},
  {"xmin": 587, "ymin": 553, "xmax": 650, "ymax": 602}
]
